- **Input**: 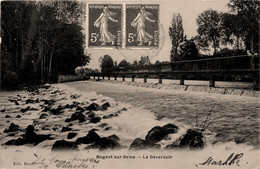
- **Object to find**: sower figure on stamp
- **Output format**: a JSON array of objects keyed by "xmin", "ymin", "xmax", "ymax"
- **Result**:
[
  {"xmin": 94, "ymin": 5, "xmax": 118, "ymax": 45},
  {"xmin": 131, "ymin": 6, "xmax": 155, "ymax": 46}
]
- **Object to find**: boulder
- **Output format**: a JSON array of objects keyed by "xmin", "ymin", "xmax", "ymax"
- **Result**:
[
  {"xmin": 76, "ymin": 106, "xmax": 85, "ymax": 112},
  {"xmin": 5, "ymin": 138, "xmax": 24, "ymax": 145},
  {"xmin": 39, "ymin": 113, "xmax": 48, "ymax": 119},
  {"xmin": 90, "ymin": 117, "xmax": 101, "ymax": 124},
  {"xmin": 21, "ymin": 106, "xmax": 31, "ymax": 113},
  {"xmin": 52, "ymin": 140, "xmax": 78, "ymax": 151},
  {"xmin": 16, "ymin": 115, "xmax": 21, "ymax": 118},
  {"xmin": 4, "ymin": 123, "xmax": 19, "ymax": 133},
  {"xmin": 26, "ymin": 99, "xmax": 34, "ymax": 104},
  {"xmin": 85, "ymin": 103, "xmax": 101, "ymax": 111},
  {"xmin": 50, "ymin": 108, "xmax": 64, "ymax": 115},
  {"xmin": 145, "ymin": 124, "xmax": 179, "ymax": 143},
  {"xmin": 76, "ymin": 129, "xmax": 100, "ymax": 144},
  {"xmin": 108, "ymin": 134, "xmax": 120, "ymax": 142},
  {"xmin": 70, "ymin": 111, "xmax": 86, "ymax": 123},
  {"xmin": 42, "ymin": 106, "xmax": 51, "ymax": 112},
  {"xmin": 67, "ymin": 133, "xmax": 78, "ymax": 139},
  {"xmin": 61, "ymin": 127, "xmax": 72, "ymax": 132},
  {"xmin": 101, "ymin": 102, "xmax": 110, "ymax": 111},
  {"xmin": 165, "ymin": 129, "xmax": 205, "ymax": 150},
  {"xmin": 129, "ymin": 138, "xmax": 160, "ymax": 150},
  {"xmin": 5, "ymin": 115, "xmax": 11, "ymax": 118}
]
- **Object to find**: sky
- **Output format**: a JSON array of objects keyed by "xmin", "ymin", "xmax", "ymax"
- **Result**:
[{"xmin": 84, "ymin": 0, "xmax": 230, "ymax": 70}]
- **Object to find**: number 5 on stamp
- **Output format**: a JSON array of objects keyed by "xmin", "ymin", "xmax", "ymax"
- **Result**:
[{"xmin": 88, "ymin": 4, "xmax": 122, "ymax": 48}]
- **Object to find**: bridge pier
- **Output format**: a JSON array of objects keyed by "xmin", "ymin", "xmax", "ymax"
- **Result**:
[
  {"xmin": 132, "ymin": 75, "xmax": 135, "ymax": 82},
  {"xmin": 180, "ymin": 76, "xmax": 185, "ymax": 85},
  {"xmin": 159, "ymin": 76, "xmax": 163, "ymax": 84},
  {"xmin": 253, "ymin": 78, "xmax": 259, "ymax": 90},
  {"xmin": 209, "ymin": 76, "xmax": 215, "ymax": 87},
  {"xmin": 144, "ymin": 75, "xmax": 148, "ymax": 83}
]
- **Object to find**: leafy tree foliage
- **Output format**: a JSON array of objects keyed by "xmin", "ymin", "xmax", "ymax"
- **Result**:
[
  {"xmin": 227, "ymin": 0, "xmax": 259, "ymax": 53},
  {"xmin": 1, "ymin": 1, "xmax": 89, "ymax": 87},
  {"xmin": 169, "ymin": 13, "xmax": 184, "ymax": 62},
  {"xmin": 99, "ymin": 55, "xmax": 114, "ymax": 74},
  {"xmin": 177, "ymin": 39, "xmax": 199, "ymax": 60},
  {"xmin": 118, "ymin": 59, "xmax": 130, "ymax": 67},
  {"xmin": 220, "ymin": 13, "xmax": 247, "ymax": 49},
  {"xmin": 197, "ymin": 9, "xmax": 222, "ymax": 55}
]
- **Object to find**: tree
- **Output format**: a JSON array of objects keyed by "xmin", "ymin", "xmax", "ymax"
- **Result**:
[
  {"xmin": 220, "ymin": 13, "xmax": 247, "ymax": 49},
  {"xmin": 1, "ymin": 1, "xmax": 89, "ymax": 86},
  {"xmin": 177, "ymin": 38, "xmax": 199, "ymax": 60},
  {"xmin": 197, "ymin": 9, "xmax": 222, "ymax": 55},
  {"xmin": 118, "ymin": 59, "xmax": 130, "ymax": 67},
  {"xmin": 227, "ymin": 0, "xmax": 259, "ymax": 53},
  {"xmin": 169, "ymin": 13, "xmax": 184, "ymax": 62},
  {"xmin": 99, "ymin": 55, "xmax": 114, "ymax": 74}
]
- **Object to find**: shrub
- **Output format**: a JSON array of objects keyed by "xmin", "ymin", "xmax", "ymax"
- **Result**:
[{"xmin": 2, "ymin": 71, "xmax": 19, "ymax": 88}]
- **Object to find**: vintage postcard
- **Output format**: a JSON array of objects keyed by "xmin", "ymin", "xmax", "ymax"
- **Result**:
[{"xmin": 0, "ymin": 0, "xmax": 259, "ymax": 169}]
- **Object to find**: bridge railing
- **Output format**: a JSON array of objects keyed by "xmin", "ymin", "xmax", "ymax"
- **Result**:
[{"xmin": 90, "ymin": 55, "xmax": 259, "ymax": 90}]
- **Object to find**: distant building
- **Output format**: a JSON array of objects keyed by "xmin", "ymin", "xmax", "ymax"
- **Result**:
[{"xmin": 139, "ymin": 56, "xmax": 151, "ymax": 65}]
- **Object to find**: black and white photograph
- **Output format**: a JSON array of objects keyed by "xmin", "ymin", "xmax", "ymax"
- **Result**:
[{"xmin": 0, "ymin": 0, "xmax": 259, "ymax": 169}]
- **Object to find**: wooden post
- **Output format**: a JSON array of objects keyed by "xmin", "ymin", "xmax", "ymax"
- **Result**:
[
  {"xmin": 159, "ymin": 76, "xmax": 162, "ymax": 84},
  {"xmin": 180, "ymin": 76, "xmax": 185, "ymax": 85},
  {"xmin": 122, "ymin": 75, "xmax": 125, "ymax": 81},
  {"xmin": 114, "ymin": 75, "xmax": 117, "ymax": 81},
  {"xmin": 209, "ymin": 76, "xmax": 215, "ymax": 87},
  {"xmin": 144, "ymin": 75, "xmax": 148, "ymax": 83},
  {"xmin": 132, "ymin": 75, "xmax": 135, "ymax": 82}
]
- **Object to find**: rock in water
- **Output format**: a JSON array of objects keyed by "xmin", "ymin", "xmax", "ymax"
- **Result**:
[
  {"xmin": 85, "ymin": 103, "xmax": 101, "ymax": 111},
  {"xmin": 16, "ymin": 115, "xmax": 21, "ymax": 118},
  {"xmin": 107, "ymin": 134, "xmax": 120, "ymax": 142},
  {"xmin": 76, "ymin": 129, "xmax": 100, "ymax": 144},
  {"xmin": 52, "ymin": 140, "xmax": 78, "ymax": 151},
  {"xmin": 179, "ymin": 129, "xmax": 205, "ymax": 149},
  {"xmin": 4, "ymin": 123, "xmax": 19, "ymax": 133},
  {"xmin": 101, "ymin": 102, "xmax": 110, "ymax": 110},
  {"xmin": 5, "ymin": 115, "xmax": 11, "ymax": 118},
  {"xmin": 95, "ymin": 137, "xmax": 120, "ymax": 150},
  {"xmin": 145, "ymin": 126, "xmax": 168, "ymax": 143},
  {"xmin": 129, "ymin": 138, "xmax": 160, "ymax": 150},
  {"xmin": 67, "ymin": 133, "xmax": 78, "ymax": 139},
  {"xmin": 165, "ymin": 129, "xmax": 205, "ymax": 150},
  {"xmin": 145, "ymin": 124, "xmax": 179, "ymax": 144},
  {"xmin": 70, "ymin": 111, "xmax": 86, "ymax": 123},
  {"xmin": 76, "ymin": 106, "xmax": 85, "ymax": 112},
  {"xmin": 162, "ymin": 123, "xmax": 179, "ymax": 133},
  {"xmin": 23, "ymin": 125, "xmax": 37, "ymax": 144},
  {"xmin": 5, "ymin": 138, "xmax": 24, "ymax": 145},
  {"xmin": 39, "ymin": 113, "xmax": 48, "ymax": 119},
  {"xmin": 61, "ymin": 127, "xmax": 72, "ymax": 132},
  {"xmin": 21, "ymin": 106, "xmax": 30, "ymax": 113},
  {"xmin": 90, "ymin": 117, "xmax": 101, "ymax": 124}
]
